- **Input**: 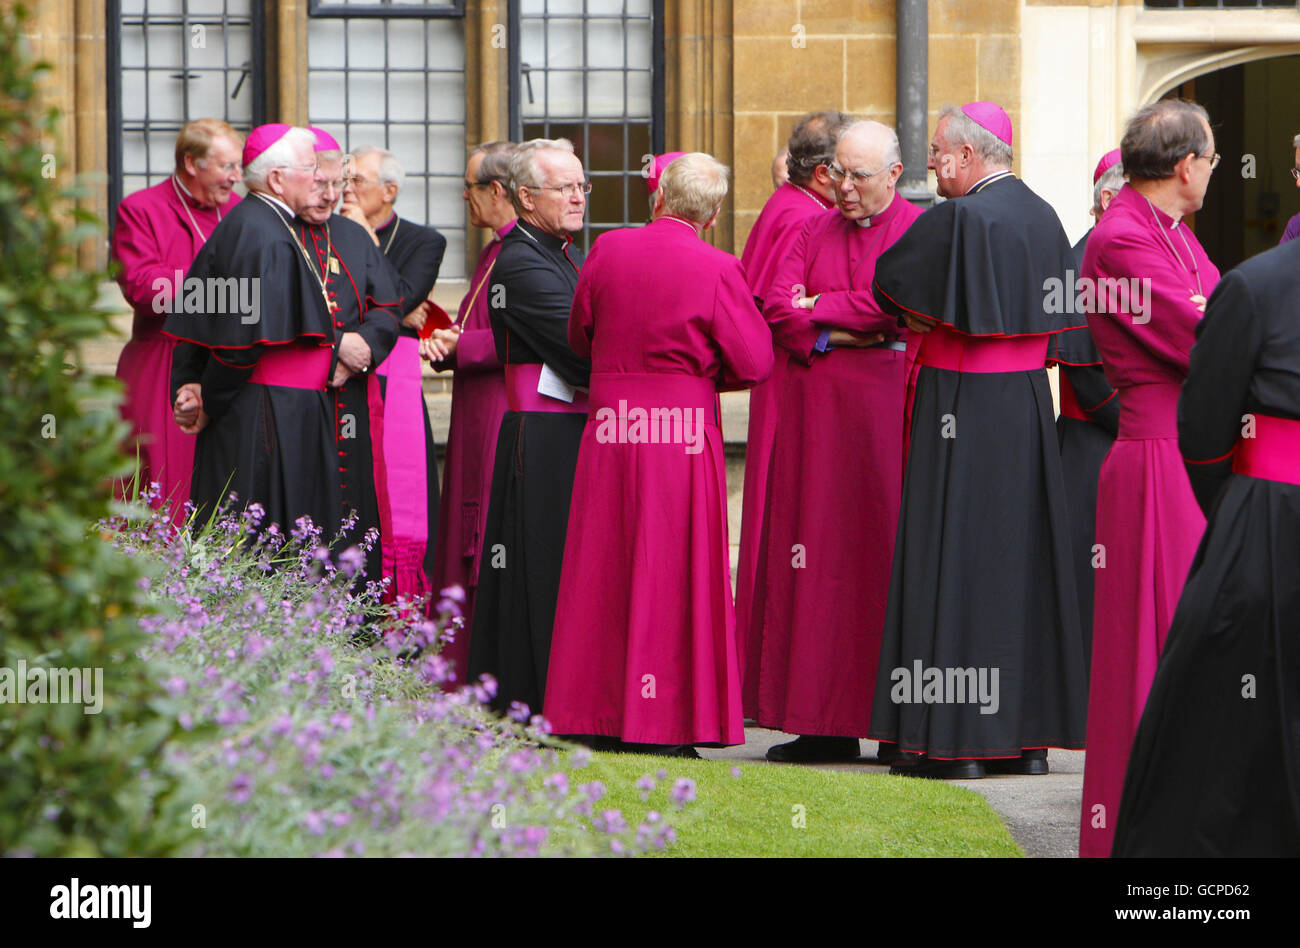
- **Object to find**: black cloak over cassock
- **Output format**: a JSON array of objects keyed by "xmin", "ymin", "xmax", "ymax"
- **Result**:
[
  {"xmin": 166, "ymin": 193, "xmax": 339, "ymax": 538},
  {"xmin": 375, "ymin": 212, "xmax": 447, "ymax": 586},
  {"xmin": 467, "ymin": 220, "xmax": 591, "ymax": 715},
  {"xmin": 1050, "ymin": 227, "xmax": 1121, "ymax": 661},
  {"xmin": 304, "ymin": 213, "xmax": 402, "ymax": 582},
  {"xmin": 868, "ymin": 174, "xmax": 1090, "ymax": 759},
  {"xmin": 1114, "ymin": 241, "xmax": 1300, "ymax": 856}
]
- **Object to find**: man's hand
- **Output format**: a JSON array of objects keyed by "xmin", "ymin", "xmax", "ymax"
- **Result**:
[
  {"xmin": 173, "ymin": 383, "xmax": 203, "ymax": 429},
  {"xmin": 419, "ymin": 326, "xmax": 460, "ymax": 362},
  {"xmin": 402, "ymin": 300, "xmax": 429, "ymax": 332},
  {"xmin": 1190, "ymin": 293, "xmax": 1207, "ymax": 313},
  {"xmin": 330, "ymin": 362, "xmax": 354, "ymax": 389},
  {"xmin": 903, "ymin": 313, "xmax": 938, "ymax": 334},
  {"xmin": 826, "ymin": 329, "xmax": 886, "ymax": 348},
  {"xmin": 339, "ymin": 201, "xmax": 379, "ymax": 246},
  {"xmin": 795, "ymin": 296, "xmax": 819, "ymax": 310},
  {"xmin": 337, "ymin": 332, "xmax": 372, "ymax": 374}
]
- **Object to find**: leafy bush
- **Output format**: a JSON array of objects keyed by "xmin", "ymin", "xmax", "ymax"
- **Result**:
[
  {"xmin": 87, "ymin": 499, "xmax": 682, "ymax": 856},
  {"xmin": 0, "ymin": 3, "xmax": 189, "ymax": 856}
]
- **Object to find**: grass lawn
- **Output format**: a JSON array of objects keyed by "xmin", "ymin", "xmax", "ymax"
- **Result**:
[{"xmin": 582, "ymin": 753, "xmax": 1023, "ymax": 858}]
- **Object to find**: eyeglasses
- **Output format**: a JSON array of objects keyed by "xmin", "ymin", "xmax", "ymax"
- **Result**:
[
  {"xmin": 343, "ymin": 174, "xmax": 374, "ymax": 188},
  {"xmin": 827, "ymin": 160, "xmax": 891, "ymax": 185},
  {"xmin": 1290, "ymin": 167, "xmax": 1300, "ymax": 182},
  {"xmin": 1198, "ymin": 153, "xmax": 1221, "ymax": 171},
  {"xmin": 275, "ymin": 163, "xmax": 319, "ymax": 175},
  {"xmin": 463, "ymin": 179, "xmax": 493, "ymax": 190},
  {"xmin": 529, "ymin": 181, "xmax": 592, "ymax": 198},
  {"xmin": 200, "ymin": 160, "xmax": 240, "ymax": 174}
]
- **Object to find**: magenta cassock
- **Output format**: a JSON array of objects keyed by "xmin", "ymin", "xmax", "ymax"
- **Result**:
[{"xmin": 543, "ymin": 215, "xmax": 774, "ymax": 745}]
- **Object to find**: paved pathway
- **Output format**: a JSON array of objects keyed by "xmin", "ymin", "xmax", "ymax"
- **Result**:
[{"xmin": 700, "ymin": 728, "xmax": 1084, "ymax": 858}]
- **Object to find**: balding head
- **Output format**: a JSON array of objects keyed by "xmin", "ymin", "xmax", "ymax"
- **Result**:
[
  {"xmin": 654, "ymin": 152, "xmax": 729, "ymax": 228},
  {"xmin": 832, "ymin": 121, "xmax": 903, "ymax": 220}
]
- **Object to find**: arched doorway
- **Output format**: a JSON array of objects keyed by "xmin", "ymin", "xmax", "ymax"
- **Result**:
[{"xmin": 1161, "ymin": 54, "xmax": 1300, "ymax": 272}]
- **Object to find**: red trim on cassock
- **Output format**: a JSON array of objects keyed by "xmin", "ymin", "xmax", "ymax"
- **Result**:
[
  {"xmin": 872, "ymin": 280, "xmax": 1090, "ymax": 339},
  {"xmin": 1183, "ymin": 448, "xmax": 1236, "ymax": 465}
]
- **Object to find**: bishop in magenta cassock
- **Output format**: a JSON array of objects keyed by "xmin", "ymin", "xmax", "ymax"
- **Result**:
[
  {"xmin": 342, "ymin": 145, "xmax": 446, "ymax": 603},
  {"xmin": 1115, "ymin": 235, "xmax": 1300, "ymax": 857},
  {"xmin": 754, "ymin": 121, "xmax": 922, "ymax": 763},
  {"xmin": 423, "ymin": 141, "xmax": 518, "ymax": 683},
  {"xmin": 734, "ymin": 111, "xmax": 849, "ymax": 720},
  {"xmin": 869, "ymin": 103, "xmax": 1090, "ymax": 780},
  {"xmin": 544, "ymin": 153, "xmax": 774, "ymax": 755},
  {"xmin": 1078, "ymin": 101, "xmax": 1219, "ymax": 858},
  {"xmin": 112, "ymin": 119, "xmax": 243, "ymax": 519}
]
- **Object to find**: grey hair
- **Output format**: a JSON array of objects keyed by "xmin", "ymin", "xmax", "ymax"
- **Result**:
[
  {"xmin": 507, "ymin": 138, "xmax": 577, "ymax": 212},
  {"xmin": 351, "ymin": 146, "xmax": 406, "ymax": 193},
  {"xmin": 658, "ymin": 152, "xmax": 729, "ymax": 225},
  {"xmin": 786, "ymin": 111, "xmax": 854, "ymax": 186},
  {"xmin": 470, "ymin": 140, "xmax": 518, "ymax": 185},
  {"xmin": 1092, "ymin": 162, "xmax": 1125, "ymax": 215},
  {"xmin": 939, "ymin": 104, "xmax": 1013, "ymax": 169},
  {"xmin": 1293, "ymin": 132, "xmax": 1300, "ymax": 149},
  {"xmin": 243, "ymin": 126, "xmax": 318, "ymax": 190},
  {"xmin": 839, "ymin": 120, "xmax": 903, "ymax": 168}
]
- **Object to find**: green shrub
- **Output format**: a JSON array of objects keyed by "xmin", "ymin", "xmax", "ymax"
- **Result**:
[{"xmin": 0, "ymin": 3, "xmax": 188, "ymax": 856}]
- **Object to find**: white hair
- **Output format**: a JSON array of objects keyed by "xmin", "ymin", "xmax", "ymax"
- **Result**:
[
  {"xmin": 350, "ymin": 145, "xmax": 406, "ymax": 193},
  {"xmin": 1092, "ymin": 162, "xmax": 1125, "ymax": 215},
  {"xmin": 243, "ymin": 126, "xmax": 318, "ymax": 190},
  {"xmin": 508, "ymin": 138, "xmax": 577, "ymax": 212},
  {"xmin": 658, "ymin": 152, "xmax": 729, "ymax": 225},
  {"xmin": 939, "ymin": 105, "xmax": 1013, "ymax": 169},
  {"xmin": 839, "ymin": 120, "xmax": 903, "ymax": 168}
]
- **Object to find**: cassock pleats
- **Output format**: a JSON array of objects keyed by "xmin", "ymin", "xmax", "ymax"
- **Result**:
[
  {"xmin": 869, "ymin": 366, "xmax": 1089, "ymax": 758},
  {"xmin": 467, "ymin": 411, "xmax": 585, "ymax": 715},
  {"xmin": 1114, "ymin": 476, "xmax": 1300, "ymax": 856}
]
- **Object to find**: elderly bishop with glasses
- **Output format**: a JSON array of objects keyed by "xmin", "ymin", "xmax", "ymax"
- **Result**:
[
  {"xmin": 466, "ymin": 138, "xmax": 594, "ymax": 718},
  {"xmin": 748, "ymin": 121, "xmax": 923, "ymax": 763}
]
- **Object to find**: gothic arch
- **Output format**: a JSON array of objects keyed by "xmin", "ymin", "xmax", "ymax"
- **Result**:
[{"xmin": 1140, "ymin": 44, "xmax": 1300, "ymax": 106}]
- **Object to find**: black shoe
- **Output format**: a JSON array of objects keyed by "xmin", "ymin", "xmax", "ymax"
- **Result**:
[
  {"xmin": 889, "ymin": 756, "xmax": 986, "ymax": 780},
  {"xmin": 621, "ymin": 742, "xmax": 701, "ymax": 759},
  {"xmin": 984, "ymin": 749, "xmax": 1048, "ymax": 776},
  {"xmin": 766, "ymin": 735, "xmax": 861, "ymax": 763},
  {"xmin": 561, "ymin": 734, "xmax": 622, "ymax": 753},
  {"xmin": 874, "ymin": 741, "xmax": 906, "ymax": 764}
]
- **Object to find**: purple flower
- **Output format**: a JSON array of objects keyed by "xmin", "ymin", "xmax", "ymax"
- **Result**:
[
  {"xmin": 655, "ymin": 768, "xmax": 668, "ymax": 781},
  {"xmin": 313, "ymin": 647, "xmax": 334, "ymax": 675},
  {"xmin": 670, "ymin": 777, "xmax": 697, "ymax": 808},
  {"xmin": 303, "ymin": 811, "xmax": 327, "ymax": 836},
  {"xmin": 339, "ymin": 546, "xmax": 365, "ymax": 577},
  {"xmin": 226, "ymin": 772, "xmax": 254, "ymax": 805},
  {"xmin": 609, "ymin": 838, "xmax": 625, "ymax": 855},
  {"xmin": 163, "ymin": 676, "xmax": 188, "ymax": 697},
  {"xmin": 636, "ymin": 774, "xmax": 655, "ymax": 800},
  {"xmin": 507, "ymin": 701, "xmax": 531, "ymax": 723},
  {"xmin": 731, "ymin": 766, "xmax": 742, "ymax": 779},
  {"xmin": 543, "ymin": 772, "xmax": 569, "ymax": 797},
  {"xmin": 271, "ymin": 714, "xmax": 294, "ymax": 737}
]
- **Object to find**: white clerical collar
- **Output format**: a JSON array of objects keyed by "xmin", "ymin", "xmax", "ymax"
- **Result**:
[
  {"xmin": 253, "ymin": 190, "xmax": 294, "ymax": 218},
  {"xmin": 966, "ymin": 170, "xmax": 1014, "ymax": 195},
  {"xmin": 173, "ymin": 175, "xmax": 197, "ymax": 202}
]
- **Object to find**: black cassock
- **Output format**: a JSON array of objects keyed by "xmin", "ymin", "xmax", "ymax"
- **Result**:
[
  {"xmin": 305, "ymin": 214, "xmax": 402, "ymax": 582},
  {"xmin": 467, "ymin": 221, "xmax": 591, "ymax": 715},
  {"xmin": 868, "ymin": 174, "xmax": 1090, "ymax": 759},
  {"xmin": 167, "ymin": 194, "xmax": 340, "ymax": 540},
  {"xmin": 1052, "ymin": 227, "xmax": 1120, "ymax": 661},
  {"xmin": 375, "ymin": 212, "xmax": 446, "ymax": 590},
  {"xmin": 1114, "ymin": 241, "xmax": 1300, "ymax": 857}
]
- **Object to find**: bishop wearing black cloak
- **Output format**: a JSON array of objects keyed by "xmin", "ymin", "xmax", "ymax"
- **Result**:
[
  {"xmin": 1113, "ymin": 239, "xmax": 1300, "ymax": 857},
  {"xmin": 868, "ymin": 103, "xmax": 1090, "ymax": 779},
  {"xmin": 467, "ymin": 140, "xmax": 592, "ymax": 716},
  {"xmin": 167, "ymin": 125, "xmax": 342, "ymax": 541}
]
